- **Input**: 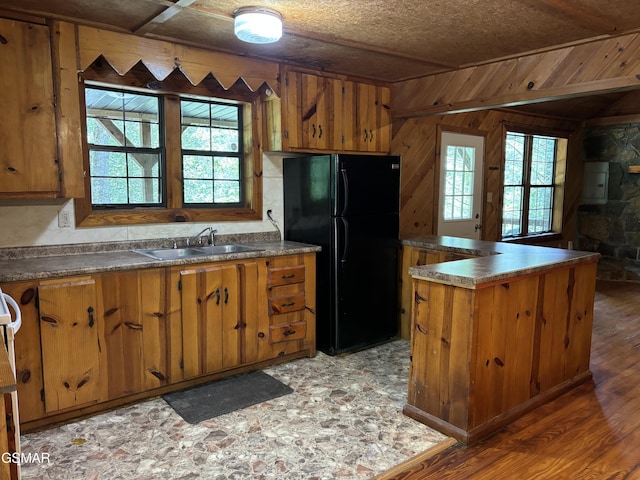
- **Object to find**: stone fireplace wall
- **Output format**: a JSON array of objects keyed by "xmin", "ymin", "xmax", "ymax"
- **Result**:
[{"xmin": 579, "ymin": 123, "xmax": 640, "ymax": 265}]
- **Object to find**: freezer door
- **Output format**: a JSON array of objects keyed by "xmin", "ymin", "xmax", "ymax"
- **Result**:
[
  {"xmin": 334, "ymin": 154, "xmax": 400, "ymax": 217},
  {"xmin": 331, "ymin": 213, "xmax": 399, "ymax": 354},
  {"xmin": 283, "ymin": 155, "xmax": 333, "ymax": 242}
]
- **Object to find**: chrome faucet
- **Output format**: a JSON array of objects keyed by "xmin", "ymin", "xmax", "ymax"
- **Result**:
[{"xmin": 186, "ymin": 226, "xmax": 217, "ymax": 246}]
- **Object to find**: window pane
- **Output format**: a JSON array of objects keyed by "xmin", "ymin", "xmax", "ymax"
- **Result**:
[
  {"xmin": 528, "ymin": 186, "xmax": 553, "ymax": 233},
  {"xmin": 462, "ymin": 195, "xmax": 472, "ymax": 218},
  {"xmin": 502, "ymin": 186, "xmax": 523, "ymax": 237},
  {"xmin": 214, "ymin": 181, "xmax": 240, "ymax": 203},
  {"xmin": 182, "ymin": 126, "xmax": 212, "ymax": 151},
  {"xmin": 445, "ymin": 171, "xmax": 454, "ymax": 195},
  {"xmin": 212, "ymin": 128, "xmax": 240, "ymax": 152},
  {"xmin": 91, "ymin": 178, "xmax": 128, "ymax": 204},
  {"xmin": 128, "ymin": 153, "xmax": 160, "ymax": 177},
  {"xmin": 530, "ymin": 136, "xmax": 555, "ymax": 185},
  {"xmin": 90, "ymin": 151, "xmax": 126, "ymax": 177},
  {"xmin": 128, "ymin": 178, "xmax": 161, "ymax": 204},
  {"xmin": 184, "ymin": 180, "xmax": 213, "ymax": 203},
  {"xmin": 183, "ymin": 155, "xmax": 213, "ymax": 180},
  {"xmin": 443, "ymin": 143, "xmax": 475, "ymax": 221},
  {"xmin": 214, "ymin": 157, "xmax": 240, "ymax": 180},
  {"xmin": 505, "ymin": 133, "xmax": 524, "ymax": 185}
]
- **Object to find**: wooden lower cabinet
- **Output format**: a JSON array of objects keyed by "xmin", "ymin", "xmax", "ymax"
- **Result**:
[
  {"xmin": 38, "ymin": 277, "xmax": 101, "ymax": 413},
  {"xmin": 98, "ymin": 269, "xmax": 181, "ymax": 399},
  {"xmin": 0, "ymin": 282, "xmax": 44, "ymax": 423},
  {"xmin": 176, "ymin": 261, "xmax": 259, "ymax": 378},
  {"xmin": 257, "ymin": 253, "xmax": 317, "ymax": 361},
  {"xmin": 2, "ymin": 252, "xmax": 316, "ymax": 430},
  {"xmin": 399, "ymin": 245, "xmax": 477, "ymax": 340},
  {"xmin": 404, "ymin": 261, "xmax": 597, "ymax": 444}
]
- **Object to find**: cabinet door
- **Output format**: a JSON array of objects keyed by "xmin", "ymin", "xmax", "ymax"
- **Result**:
[
  {"xmin": 285, "ymin": 72, "xmax": 343, "ymax": 151},
  {"xmin": 0, "ymin": 282, "xmax": 44, "ymax": 423},
  {"xmin": 181, "ymin": 263, "xmax": 260, "ymax": 378},
  {"xmin": 346, "ymin": 82, "xmax": 391, "ymax": 153},
  {"xmin": 0, "ymin": 18, "xmax": 59, "ymax": 195},
  {"xmin": 98, "ymin": 269, "xmax": 174, "ymax": 399},
  {"xmin": 38, "ymin": 278, "xmax": 101, "ymax": 413}
]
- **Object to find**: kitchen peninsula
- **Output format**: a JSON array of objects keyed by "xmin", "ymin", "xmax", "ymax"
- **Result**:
[{"xmin": 401, "ymin": 235, "xmax": 600, "ymax": 445}]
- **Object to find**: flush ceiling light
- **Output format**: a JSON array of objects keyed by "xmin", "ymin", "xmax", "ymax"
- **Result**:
[{"xmin": 233, "ymin": 6, "xmax": 283, "ymax": 44}]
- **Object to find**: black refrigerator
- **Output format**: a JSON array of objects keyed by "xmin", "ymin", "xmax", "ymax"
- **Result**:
[{"xmin": 283, "ymin": 153, "xmax": 401, "ymax": 355}]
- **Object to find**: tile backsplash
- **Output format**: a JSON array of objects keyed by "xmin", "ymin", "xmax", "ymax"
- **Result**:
[{"xmin": 0, "ymin": 153, "xmax": 285, "ymax": 248}]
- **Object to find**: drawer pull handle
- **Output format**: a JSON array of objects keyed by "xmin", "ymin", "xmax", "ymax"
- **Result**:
[
  {"xmin": 281, "ymin": 302, "xmax": 295, "ymax": 307},
  {"xmin": 283, "ymin": 329, "xmax": 296, "ymax": 337},
  {"xmin": 88, "ymin": 306, "xmax": 95, "ymax": 328},
  {"xmin": 224, "ymin": 287, "xmax": 229, "ymax": 304},
  {"xmin": 281, "ymin": 274, "xmax": 296, "ymax": 279}
]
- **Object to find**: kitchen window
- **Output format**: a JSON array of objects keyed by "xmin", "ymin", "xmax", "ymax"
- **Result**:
[
  {"xmin": 501, "ymin": 129, "xmax": 568, "ymax": 239},
  {"xmin": 75, "ymin": 67, "xmax": 262, "ymax": 227},
  {"xmin": 85, "ymin": 87, "xmax": 164, "ymax": 208},
  {"xmin": 180, "ymin": 99, "xmax": 243, "ymax": 207}
]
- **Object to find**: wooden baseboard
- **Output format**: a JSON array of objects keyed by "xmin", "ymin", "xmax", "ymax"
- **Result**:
[
  {"xmin": 22, "ymin": 350, "xmax": 312, "ymax": 433},
  {"xmin": 404, "ymin": 370, "xmax": 594, "ymax": 445},
  {"xmin": 373, "ymin": 437, "xmax": 459, "ymax": 479}
]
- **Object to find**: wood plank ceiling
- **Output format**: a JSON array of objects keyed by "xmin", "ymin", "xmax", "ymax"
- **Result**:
[{"xmin": 2, "ymin": 0, "xmax": 640, "ymax": 120}]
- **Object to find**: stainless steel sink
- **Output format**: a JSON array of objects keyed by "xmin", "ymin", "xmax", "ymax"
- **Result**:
[
  {"xmin": 134, "ymin": 244, "xmax": 262, "ymax": 261},
  {"xmin": 197, "ymin": 244, "xmax": 262, "ymax": 255}
]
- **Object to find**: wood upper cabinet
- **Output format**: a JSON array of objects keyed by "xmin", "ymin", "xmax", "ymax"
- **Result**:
[
  {"xmin": 344, "ymin": 82, "xmax": 392, "ymax": 153},
  {"xmin": 277, "ymin": 68, "xmax": 391, "ymax": 154},
  {"xmin": 178, "ymin": 260, "xmax": 259, "ymax": 379},
  {"xmin": 37, "ymin": 277, "xmax": 101, "ymax": 413},
  {"xmin": 98, "ymin": 269, "xmax": 181, "ymax": 400},
  {"xmin": 284, "ymin": 71, "xmax": 344, "ymax": 151},
  {"xmin": 0, "ymin": 18, "xmax": 59, "ymax": 196}
]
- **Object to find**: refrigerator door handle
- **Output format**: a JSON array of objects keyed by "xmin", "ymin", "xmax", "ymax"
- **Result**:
[
  {"xmin": 340, "ymin": 167, "xmax": 350, "ymax": 216},
  {"xmin": 340, "ymin": 216, "xmax": 350, "ymax": 266}
]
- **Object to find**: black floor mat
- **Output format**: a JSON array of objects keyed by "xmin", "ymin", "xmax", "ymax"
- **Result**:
[{"xmin": 162, "ymin": 371, "xmax": 293, "ymax": 424}]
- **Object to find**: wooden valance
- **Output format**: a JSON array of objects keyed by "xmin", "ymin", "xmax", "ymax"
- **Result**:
[{"xmin": 77, "ymin": 26, "xmax": 280, "ymax": 95}]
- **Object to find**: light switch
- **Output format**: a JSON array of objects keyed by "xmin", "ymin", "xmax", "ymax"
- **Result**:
[{"xmin": 487, "ymin": 192, "xmax": 493, "ymax": 203}]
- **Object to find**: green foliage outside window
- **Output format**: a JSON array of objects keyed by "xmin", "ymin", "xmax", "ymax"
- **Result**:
[{"xmin": 85, "ymin": 86, "xmax": 244, "ymax": 209}]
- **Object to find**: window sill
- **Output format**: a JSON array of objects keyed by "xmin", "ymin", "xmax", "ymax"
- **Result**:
[
  {"xmin": 75, "ymin": 205, "xmax": 261, "ymax": 227},
  {"xmin": 501, "ymin": 232, "xmax": 563, "ymax": 246}
]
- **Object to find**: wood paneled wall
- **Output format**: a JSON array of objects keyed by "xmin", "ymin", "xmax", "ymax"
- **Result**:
[
  {"xmin": 391, "ymin": 110, "xmax": 582, "ymax": 243},
  {"xmin": 392, "ymin": 32, "xmax": 640, "ymax": 118}
]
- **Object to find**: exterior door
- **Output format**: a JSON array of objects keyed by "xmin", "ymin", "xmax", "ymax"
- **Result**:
[{"xmin": 437, "ymin": 131, "xmax": 485, "ymax": 239}]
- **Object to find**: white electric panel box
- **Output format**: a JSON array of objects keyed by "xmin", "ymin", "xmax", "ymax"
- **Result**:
[{"xmin": 582, "ymin": 162, "xmax": 609, "ymax": 205}]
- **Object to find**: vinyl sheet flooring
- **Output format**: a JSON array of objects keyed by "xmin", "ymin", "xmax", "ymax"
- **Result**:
[{"xmin": 20, "ymin": 339, "xmax": 449, "ymax": 479}]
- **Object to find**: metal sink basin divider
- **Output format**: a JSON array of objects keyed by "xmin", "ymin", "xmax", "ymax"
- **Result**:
[{"xmin": 134, "ymin": 244, "xmax": 263, "ymax": 261}]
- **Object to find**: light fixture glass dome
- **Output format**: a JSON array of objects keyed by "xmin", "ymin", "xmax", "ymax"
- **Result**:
[{"xmin": 234, "ymin": 6, "xmax": 283, "ymax": 44}]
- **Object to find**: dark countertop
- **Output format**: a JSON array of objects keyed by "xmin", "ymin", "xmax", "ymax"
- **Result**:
[
  {"xmin": 402, "ymin": 234, "xmax": 600, "ymax": 288},
  {"xmin": 0, "ymin": 240, "xmax": 321, "ymax": 283}
]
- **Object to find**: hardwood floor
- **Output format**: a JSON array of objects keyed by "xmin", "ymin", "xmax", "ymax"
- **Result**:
[{"xmin": 384, "ymin": 280, "xmax": 640, "ymax": 479}]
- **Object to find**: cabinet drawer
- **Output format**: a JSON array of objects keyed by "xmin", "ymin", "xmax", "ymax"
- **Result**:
[
  {"xmin": 269, "ymin": 321, "xmax": 306, "ymax": 343},
  {"xmin": 268, "ymin": 292, "xmax": 305, "ymax": 315},
  {"xmin": 267, "ymin": 265, "xmax": 305, "ymax": 287}
]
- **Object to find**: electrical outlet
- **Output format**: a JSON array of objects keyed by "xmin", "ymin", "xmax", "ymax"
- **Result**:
[{"xmin": 58, "ymin": 210, "xmax": 71, "ymax": 228}]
